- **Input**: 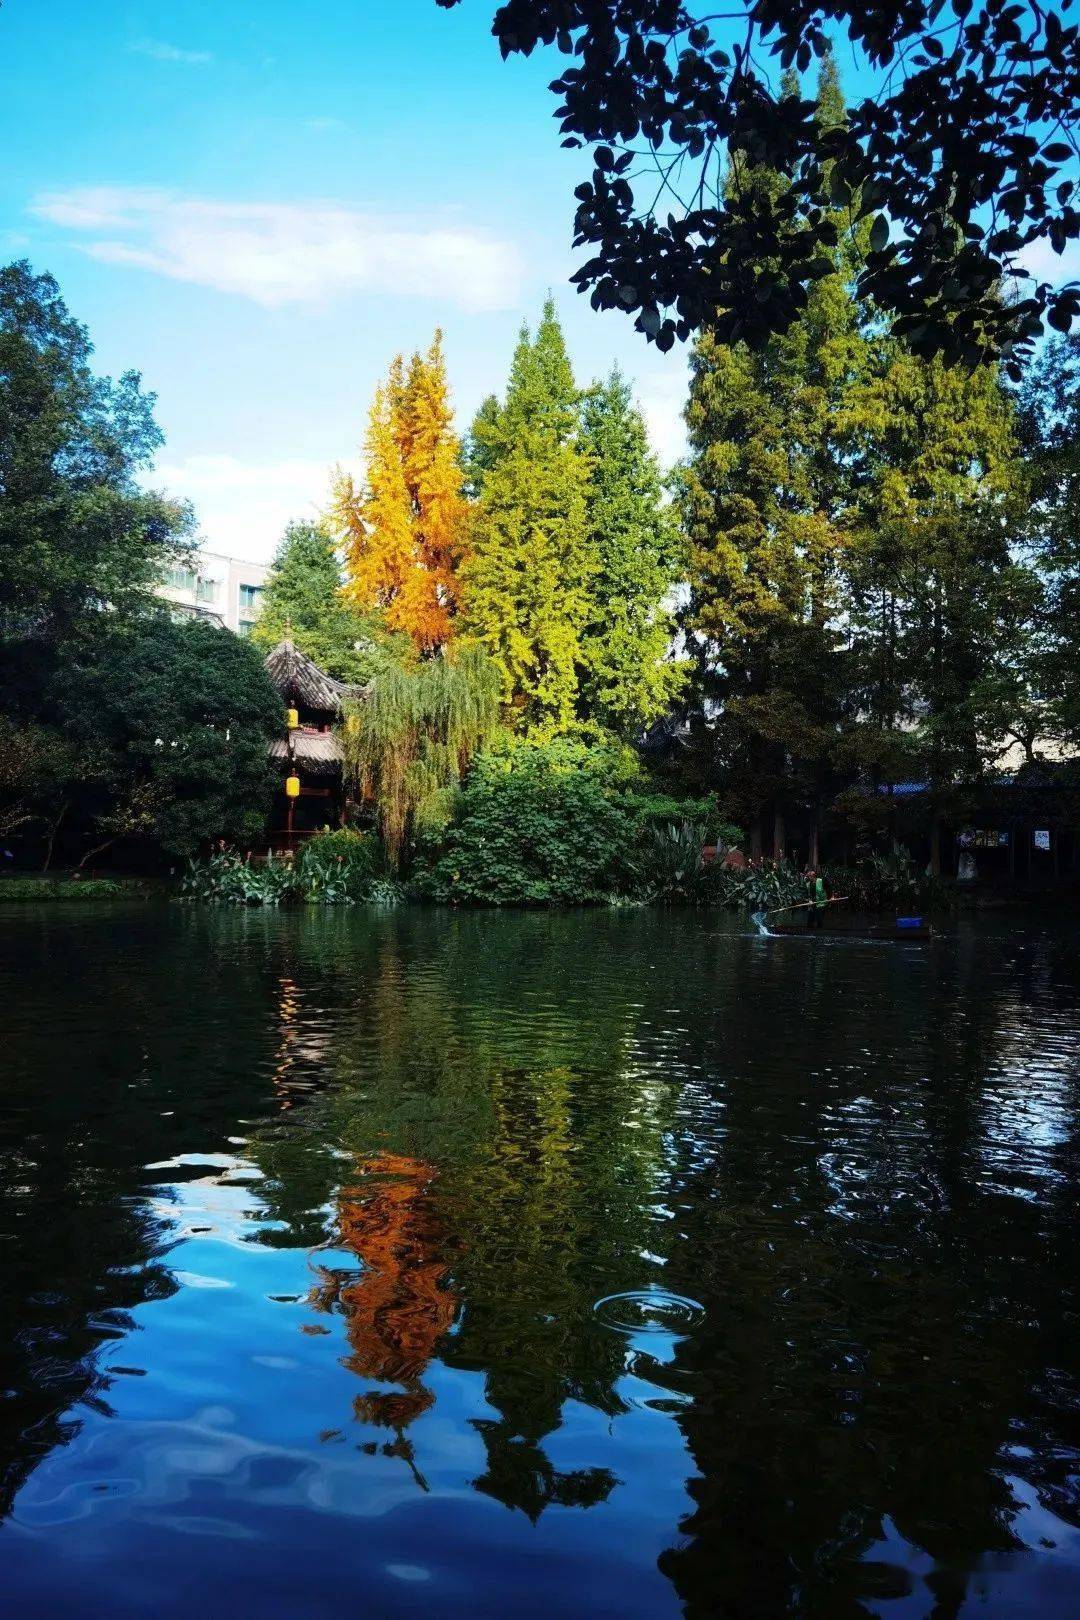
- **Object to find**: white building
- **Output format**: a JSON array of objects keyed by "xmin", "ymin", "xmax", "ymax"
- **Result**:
[{"xmin": 157, "ymin": 551, "xmax": 270, "ymax": 635}]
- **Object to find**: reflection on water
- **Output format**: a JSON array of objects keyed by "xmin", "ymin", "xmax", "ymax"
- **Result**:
[{"xmin": 2, "ymin": 904, "xmax": 1080, "ymax": 1617}]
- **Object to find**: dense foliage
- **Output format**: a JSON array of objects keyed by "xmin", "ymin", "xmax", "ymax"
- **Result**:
[
  {"xmin": 336, "ymin": 333, "xmax": 469, "ymax": 652},
  {"xmin": 181, "ymin": 830, "xmax": 396, "ymax": 906},
  {"xmin": 3, "ymin": 246, "xmax": 1077, "ymax": 903},
  {"xmin": 677, "ymin": 53, "xmax": 1047, "ymax": 872},
  {"xmin": 1016, "ymin": 333, "xmax": 1080, "ymax": 753},
  {"xmin": 578, "ymin": 370, "xmax": 684, "ymax": 736},
  {"xmin": 0, "ymin": 876, "xmax": 126, "ymax": 901},
  {"xmin": 438, "ymin": 1, "xmax": 1080, "ymax": 372},
  {"xmin": 0, "ymin": 261, "xmax": 191, "ymax": 636},
  {"xmin": 251, "ymin": 520, "xmax": 406, "ymax": 682},
  {"xmin": 680, "ymin": 66, "xmax": 858, "ymax": 858},
  {"xmin": 462, "ymin": 299, "xmax": 594, "ymax": 729},
  {"xmin": 57, "ymin": 615, "xmax": 281, "ymax": 861},
  {"xmin": 416, "ymin": 740, "xmax": 635, "ymax": 905},
  {"xmin": 0, "ymin": 265, "xmax": 281, "ymax": 868},
  {"xmin": 341, "ymin": 642, "xmax": 501, "ymax": 866},
  {"xmin": 462, "ymin": 299, "xmax": 683, "ymax": 736}
]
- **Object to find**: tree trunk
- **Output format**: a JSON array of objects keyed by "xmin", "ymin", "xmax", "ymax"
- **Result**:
[
  {"xmin": 750, "ymin": 818, "xmax": 763, "ymax": 861},
  {"xmin": 41, "ymin": 802, "xmax": 68, "ymax": 872},
  {"xmin": 772, "ymin": 806, "xmax": 785, "ymax": 863},
  {"xmin": 809, "ymin": 811, "xmax": 820, "ymax": 870},
  {"xmin": 75, "ymin": 837, "xmax": 117, "ymax": 873},
  {"xmin": 930, "ymin": 817, "xmax": 942, "ymax": 878}
]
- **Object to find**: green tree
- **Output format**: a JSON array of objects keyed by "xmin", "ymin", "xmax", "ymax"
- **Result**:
[
  {"xmin": 57, "ymin": 616, "xmax": 281, "ymax": 861},
  {"xmin": 680, "ymin": 60, "xmax": 865, "ymax": 858},
  {"xmin": 417, "ymin": 738, "xmax": 633, "ymax": 905},
  {"xmin": 461, "ymin": 299, "xmax": 593, "ymax": 732},
  {"xmin": 1015, "ymin": 334, "xmax": 1080, "ymax": 751},
  {"xmin": 341, "ymin": 642, "xmax": 501, "ymax": 866},
  {"xmin": 461, "ymin": 392, "xmax": 503, "ymax": 499},
  {"xmin": 0, "ymin": 261, "xmax": 191, "ymax": 637},
  {"xmin": 577, "ymin": 370, "xmax": 684, "ymax": 736},
  {"xmin": 841, "ymin": 349, "xmax": 1031, "ymax": 866},
  {"xmin": 251, "ymin": 519, "xmax": 407, "ymax": 682}
]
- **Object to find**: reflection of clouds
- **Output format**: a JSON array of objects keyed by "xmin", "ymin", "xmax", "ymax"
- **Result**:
[{"xmin": 10, "ymin": 1414, "xmax": 419, "ymax": 1530}]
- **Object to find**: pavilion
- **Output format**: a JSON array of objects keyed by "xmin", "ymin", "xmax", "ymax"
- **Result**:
[{"xmin": 263, "ymin": 638, "xmax": 367, "ymax": 849}]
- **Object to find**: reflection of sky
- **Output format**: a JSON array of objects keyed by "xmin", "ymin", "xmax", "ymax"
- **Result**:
[
  {"xmin": 976, "ymin": 1001, "xmax": 1080, "ymax": 1190},
  {"xmin": 4, "ymin": 1151, "xmax": 693, "ymax": 1620}
]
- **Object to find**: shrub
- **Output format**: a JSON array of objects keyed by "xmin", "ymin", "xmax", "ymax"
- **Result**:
[
  {"xmin": 702, "ymin": 858, "xmax": 809, "ymax": 912},
  {"xmin": 294, "ymin": 829, "xmax": 381, "ymax": 903},
  {"xmin": 415, "ymin": 743, "xmax": 633, "ymax": 905},
  {"xmin": 634, "ymin": 819, "xmax": 706, "ymax": 902},
  {"xmin": 621, "ymin": 791, "xmax": 740, "ymax": 850},
  {"xmin": 180, "ymin": 830, "xmax": 385, "ymax": 906}
]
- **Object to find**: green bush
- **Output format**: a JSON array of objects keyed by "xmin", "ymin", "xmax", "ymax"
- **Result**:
[
  {"xmin": 180, "ymin": 830, "xmax": 384, "ymax": 906},
  {"xmin": 633, "ymin": 819, "xmax": 706, "ymax": 901},
  {"xmin": 293, "ymin": 829, "xmax": 381, "ymax": 903},
  {"xmin": 621, "ymin": 791, "xmax": 740, "ymax": 849},
  {"xmin": 415, "ymin": 743, "xmax": 634, "ymax": 905},
  {"xmin": 702, "ymin": 858, "xmax": 809, "ymax": 912}
]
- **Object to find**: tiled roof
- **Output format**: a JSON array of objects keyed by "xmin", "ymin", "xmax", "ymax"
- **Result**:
[{"xmin": 263, "ymin": 639, "xmax": 367, "ymax": 714}]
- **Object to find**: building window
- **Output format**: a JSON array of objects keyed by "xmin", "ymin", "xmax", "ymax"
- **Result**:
[
  {"xmin": 196, "ymin": 577, "xmax": 221, "ymax": 604},
  {"xmin": 238, "ymin": 619, "xmax": 256, "ymax": 637},
  {"xmin": 239, "ymin": 583, "xmax": 263, "ymax": 615},
  {"xmin": 166, "ymin": 565, "xmax": 197, "ymax": 592}
]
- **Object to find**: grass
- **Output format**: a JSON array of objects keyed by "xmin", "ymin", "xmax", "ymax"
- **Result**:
[{"xmin": 0, "ymin": 876, "xmax": 128, "ymax": 901}]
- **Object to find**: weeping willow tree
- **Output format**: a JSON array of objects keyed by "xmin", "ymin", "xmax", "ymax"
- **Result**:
[{"xmin": 342, "ymin": 644, "xmax": 501, "ymax": 866}]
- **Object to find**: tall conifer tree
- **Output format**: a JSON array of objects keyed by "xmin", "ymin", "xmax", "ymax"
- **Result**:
[
  {"xmin": 336, "ymin": 334, "xmax": 468, "ymax": 653},
  {"xmin": 842, "ymin": 351, "xmax": 1028, "ymax": 867},
  {"xmin": 577, "ymin": 370, "xmax": 684, "ymax": 737},
  {"xmin": 681, "ymin": 52, "xmax": 862, "ymax": 858},
  {"xmin": 462, "ymin": 299, "xmax": 593, "ymax": 731}
]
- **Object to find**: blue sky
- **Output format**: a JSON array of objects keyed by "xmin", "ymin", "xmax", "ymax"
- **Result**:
[
  {"xmin": 1, "ymin": 0, "xmax": 694, "ymax": 561},
  {"xmin": 5, "ymin": 3, "xmax": 1077, "ymax": 562}
]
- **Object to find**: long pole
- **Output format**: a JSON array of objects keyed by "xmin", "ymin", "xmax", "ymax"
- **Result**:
[{"xmin": 758, "ymin": 896, "xmax": 849, "ymax": 920}]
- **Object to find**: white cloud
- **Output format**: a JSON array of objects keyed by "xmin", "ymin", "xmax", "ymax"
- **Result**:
[
  {"xmin": 31, "ymin": 186, "xmax": 523, "ymax": 312},
  {"xmin": 146, "ymin": 454, "xmax": 347, "ymax": 564},
  {"xmin": 130, "ymin": 40, "xmax": 213, "ymax": 65},
  {"xmin": 635, "ymin": 358, "xmax": 690, "ymax": 468},
  {"xmin": 1016, "ymin": 236, "xmax": 1080, "ymax": 289}
]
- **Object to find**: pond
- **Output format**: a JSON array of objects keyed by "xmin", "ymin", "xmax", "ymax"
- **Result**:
[{"xmin": 2, "ymin": 904, "xmax": 1079, "ymax": 1618}]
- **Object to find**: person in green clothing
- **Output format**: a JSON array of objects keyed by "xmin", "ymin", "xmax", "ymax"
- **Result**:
[{"xmin": 805, "ymin": 868, "xmax": 828, "ymax": 929}]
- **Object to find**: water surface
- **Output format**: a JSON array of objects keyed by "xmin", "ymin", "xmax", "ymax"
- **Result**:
[{"xmin": 2, "ymin": 904, "xmax": 1079, "ymax": 1617}]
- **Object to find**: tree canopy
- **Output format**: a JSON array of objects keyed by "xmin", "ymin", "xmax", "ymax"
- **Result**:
[
  {"xmin": 335, "ymin": 333, "xmax": 469, "ymax": 653},
  {"xmin": 251, "ymin": 519, "xmax": 408, "ymax": 683},
  {"xmin": 438, "ymin": 1, "xmax": 1080, "ymax": 374},
  {"xmin": 461, "ymin": 298, "xmax": 594, "ymax": 731},
  {"xmin": 0, "ymin": 261, "xmax": 192, "ymax": 637},
  {"xmin": 578, "ymin": 369, "xmax": 684, "ymax": 736}
]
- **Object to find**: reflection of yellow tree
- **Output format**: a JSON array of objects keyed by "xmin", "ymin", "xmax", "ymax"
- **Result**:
[{"xmin": 309, "ymin": 1153, "xmax": 456, "ymax": 1478}]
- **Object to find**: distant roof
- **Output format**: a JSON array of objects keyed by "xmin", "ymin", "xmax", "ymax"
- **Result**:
[{"xmin": 263, "ymin": 639, "xmax": 367, "ymax": 714}]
